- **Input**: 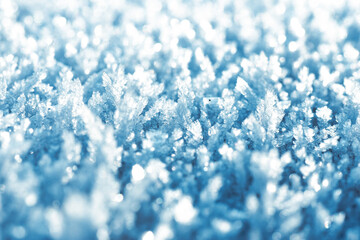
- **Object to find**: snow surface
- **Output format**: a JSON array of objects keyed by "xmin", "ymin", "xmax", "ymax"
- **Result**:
[{"xmin": 0, "ymin": 0, "xmax": 360, "ymax": 239}]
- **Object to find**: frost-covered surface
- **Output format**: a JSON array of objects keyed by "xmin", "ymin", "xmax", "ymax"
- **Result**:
[{"xmin": 1, "ymin": 0, "xmax": 360, "ymax": 239}]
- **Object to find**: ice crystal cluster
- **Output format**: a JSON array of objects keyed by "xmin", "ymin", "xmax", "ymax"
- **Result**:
[{"xmin": 1, "ymin": 0, "xmax": 360, "ymax": 239}]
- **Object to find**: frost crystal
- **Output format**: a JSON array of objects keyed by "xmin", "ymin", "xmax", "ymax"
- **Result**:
[
  {"xmin": 1, "ymin": 0, "xmax": 360, "ymax": 239},
  {"xmin": 174, "ymin": 196, "xmax": 197, "ymax": 224}
]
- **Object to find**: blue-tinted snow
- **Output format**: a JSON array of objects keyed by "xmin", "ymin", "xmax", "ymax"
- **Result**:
[{"xmin": 0, "ymin": 0, "xmax": 360, "ymax": 239}]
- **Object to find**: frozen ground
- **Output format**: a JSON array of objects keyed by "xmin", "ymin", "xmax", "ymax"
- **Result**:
[{"xmin": 1, "ymin": 0, "xmax": 360, "ymax": 239}]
